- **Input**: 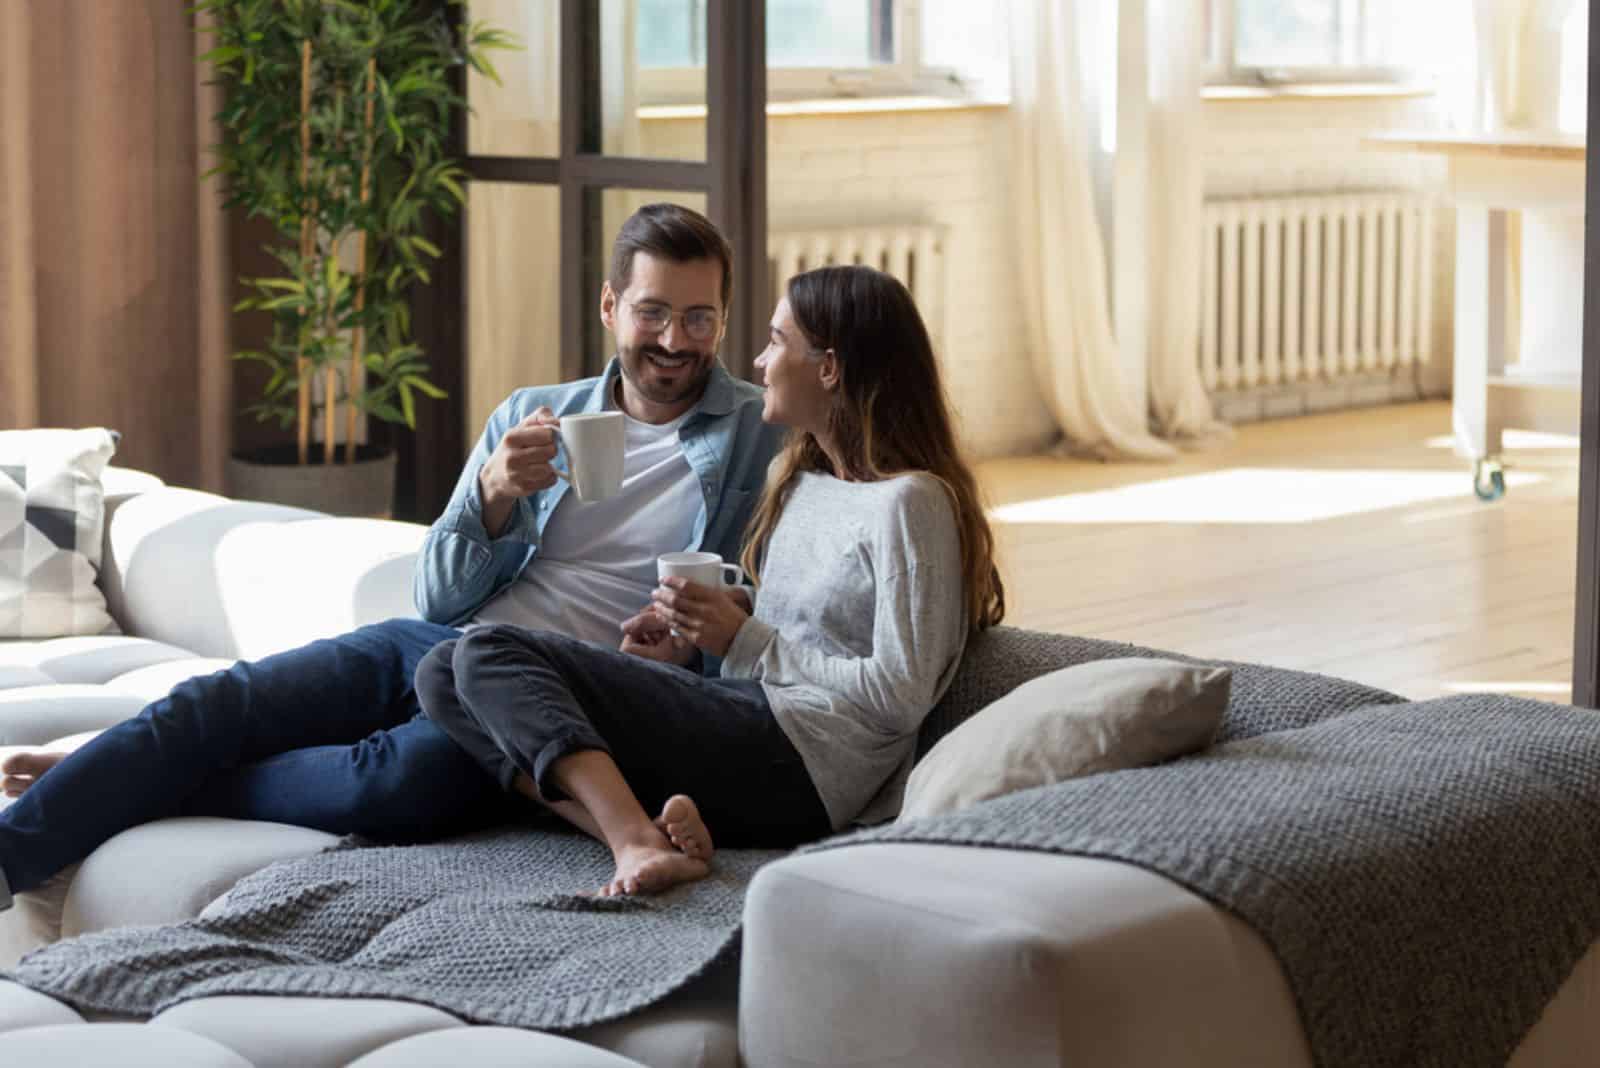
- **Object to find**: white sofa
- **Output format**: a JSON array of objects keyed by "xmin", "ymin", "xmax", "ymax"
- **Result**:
[{"xmin": 2, "ymin": 473, "xmax": 1598, "ymax": 1066}]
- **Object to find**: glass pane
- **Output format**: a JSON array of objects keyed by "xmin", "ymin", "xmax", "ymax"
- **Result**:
[
  {"xmin": 1365, "ymin": 0, "xmax": 1473, "ymax": 72},
  {"xmin": 468, "ymin": 0, "xmax": 560, "ymax": 157},
  {"xmin": 467, "ymin": 183, "xmax": 562, "ymax": 438},
  {"xmin": 767, "ymin": 0, "xmax": 880, "ymax": 67},
  {"xmin": 638, "ymin": 0, "xmax": 703, "ymax": 67},
  {"xmin": 612, "ymin": 0, "xmax": 708, "ymax": 160},
  {"xmin": 1234, "ymin": 0, "xmax": 1339, "ymax": 69},
  {"xmin": 919, "ymin": 0, "xmax": 1006, "ymax": 94}
]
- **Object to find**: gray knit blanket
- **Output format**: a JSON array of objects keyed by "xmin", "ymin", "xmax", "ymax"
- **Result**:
[
  {"xmin": 8, "ymin": 828, "xmax": 785, "ymax": 1030},
  {"xmin": 825, "ymin": 692, "xmax": 1600, "ymax": 1068},
  {"xmin": 6, "ymin": 628, "xmax": 1598, "ymax": 1067}
]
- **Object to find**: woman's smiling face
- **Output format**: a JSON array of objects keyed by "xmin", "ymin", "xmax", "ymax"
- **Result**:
[{"xmin": 753, "ymin": 297, "xmax": 834, "ymax": 431}]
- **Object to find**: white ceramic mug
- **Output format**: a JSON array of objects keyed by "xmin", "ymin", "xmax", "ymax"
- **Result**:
[
  {"xmin": 657, "ymin": 550, "xmax": 746, "ymax": 590},
  {"xmin": 552, "ymin": 412, "xmax": 625, "ymax": 502}
]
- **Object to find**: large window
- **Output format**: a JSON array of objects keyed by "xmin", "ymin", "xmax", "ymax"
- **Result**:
[
  {"xmin": 637, "ymin": 0, "xmax": 1003, "ymax": 103},
  {"xmin": 1208, "ymin": 0, "xmax": 1443, "ymax": 84}
]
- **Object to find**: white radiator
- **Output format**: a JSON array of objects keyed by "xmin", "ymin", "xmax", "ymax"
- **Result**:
[
  {"xmin": 1199, "ymin": 193, "xmax": 1434, "ymax": 391},
  {"xmin": 768, "ymin": 224, "xmax": 945, "ymax": 342}
]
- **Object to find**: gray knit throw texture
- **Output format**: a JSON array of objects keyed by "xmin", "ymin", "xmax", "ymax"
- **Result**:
[
  {"xmin": 11, "ymin": 626, "xmax": 1595, "ymax": 1065},
  {"xmin": 10, "ymin": 827, "xmax": 784, "ymax": 1030}
]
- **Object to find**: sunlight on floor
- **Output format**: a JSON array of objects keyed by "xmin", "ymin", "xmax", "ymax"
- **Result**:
[
  {"xmin": 1424, "ymin": 430, "xmax": 1580, "ymax": 451},
  {"xmin": 988, "ymin": 467, "xmax": 1548, "ymax": 526}
]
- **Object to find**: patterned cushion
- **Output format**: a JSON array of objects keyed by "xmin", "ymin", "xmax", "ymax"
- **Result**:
[
  {"xmin": 920, "ymin": 625, "xmax": 1406, "ymax": 756},
  {"xmin": 0, "ymin": 429, "xmax": 119, "ymax": 638}
]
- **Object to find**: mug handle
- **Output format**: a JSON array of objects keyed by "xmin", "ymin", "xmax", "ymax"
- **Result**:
[
  {"xmin": 720, "ymin": 563, "xmax": 745, "ymax": 586},
  {"xmin": 548, "ymin": 427, "xmax": 572, "ymax": 485}
]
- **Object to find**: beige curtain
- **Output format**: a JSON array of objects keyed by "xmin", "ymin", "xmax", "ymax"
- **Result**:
[
  {"xmin": 1145, "ymin": 0, "xmax": 1230, "ymax": 444},
  {"xmin": 0, "ymin": 0, "xmax": 230, "ymax": 492},
  {"xmin": 1474, "ymin": 0, "xmax": 1582, "ymax": 130},
  {"xmin": 1007, "ymin": 0, "xmax": 1176, "ymax": 460}
]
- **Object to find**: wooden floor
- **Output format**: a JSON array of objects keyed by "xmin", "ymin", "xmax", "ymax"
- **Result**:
[{"xmin": 975, "ymin": 400, "xmax": 1581, "ymax": 705}]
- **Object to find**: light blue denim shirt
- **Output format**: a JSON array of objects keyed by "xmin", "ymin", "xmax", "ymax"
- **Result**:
[{"xmin": 414, "ymin": 358, "xmax": 784, "ymax": 628}]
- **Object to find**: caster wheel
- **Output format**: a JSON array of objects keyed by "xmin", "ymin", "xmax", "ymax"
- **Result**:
[{"xmin": 1473, "ymin": 459, "xmax": 1505, "ymax": 502}]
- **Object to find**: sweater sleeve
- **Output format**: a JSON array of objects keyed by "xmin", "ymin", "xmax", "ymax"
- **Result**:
[{"xmin": 722, "ymin": 477, "xmax": 967, "ymax": 737}]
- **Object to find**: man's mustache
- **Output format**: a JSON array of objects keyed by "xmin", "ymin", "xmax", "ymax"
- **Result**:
[{"xmin": 640, "ymin": 345, "xmax": 702, "ymax": 362}]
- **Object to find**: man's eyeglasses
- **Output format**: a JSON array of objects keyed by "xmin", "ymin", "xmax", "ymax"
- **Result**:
[{"xmin": 620, "ymin": 297, "xmax": 722, "ymax": 343}]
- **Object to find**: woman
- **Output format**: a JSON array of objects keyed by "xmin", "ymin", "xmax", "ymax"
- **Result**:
[{"xmin": 415, "ymin": 265, "xmax": 1005, "ymax": 896}]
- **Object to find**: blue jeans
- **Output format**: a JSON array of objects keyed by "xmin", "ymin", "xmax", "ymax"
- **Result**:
[{"xmin": 0, "ymin": 618, "xmax": 510, "ymax": 895}]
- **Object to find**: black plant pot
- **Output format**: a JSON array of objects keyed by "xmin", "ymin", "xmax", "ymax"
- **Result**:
[{"xmin": 226, "ymin": 444, "xmax": 399, "ymax": 518}]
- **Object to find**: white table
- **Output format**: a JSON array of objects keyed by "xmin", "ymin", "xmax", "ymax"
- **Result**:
[{"xmin": 1371, "ymin": 132, "xmax": 1586, "ymax": 499}]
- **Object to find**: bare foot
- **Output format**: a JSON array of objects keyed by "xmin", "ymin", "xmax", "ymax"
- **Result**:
[
  {"xmin": 654, "ymin": 794, "xmax": 714, "ymax": 861},
  {"xmin": 598, "ymin": 826, "xmax": 710, "ymax": 897},
  {"xmin": 1, "ymin": 751, "xmax": 65, "ymax": 799}
]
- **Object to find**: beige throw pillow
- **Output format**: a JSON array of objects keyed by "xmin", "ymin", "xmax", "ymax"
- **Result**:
[{"xmin": 899, "ymin": 657, "xmax": 1230, "ymax": 822}]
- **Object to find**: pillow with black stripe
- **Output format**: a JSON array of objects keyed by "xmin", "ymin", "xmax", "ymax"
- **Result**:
[{"xmin": 0, "ymin": 428, "xmax": 120, "ymax": 637}]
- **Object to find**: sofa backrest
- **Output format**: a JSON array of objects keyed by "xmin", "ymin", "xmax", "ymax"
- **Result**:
[
  {"xmin": 101, "ymin": 486, "xmax": 426, "ymax": 661},
  {"xmin": 919, "ymin": 625, "xmax": 1408, "ymax": 756}
]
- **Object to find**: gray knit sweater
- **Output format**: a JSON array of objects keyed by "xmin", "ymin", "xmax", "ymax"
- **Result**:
[{"xmin": 722, "ymin": 471, "xmax": 967, "ymax": 828}]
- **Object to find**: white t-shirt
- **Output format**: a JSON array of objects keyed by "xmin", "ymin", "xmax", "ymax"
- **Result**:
[{"xmin": 469, "ymin": 409, "xmax": 702, "ymax": 646}]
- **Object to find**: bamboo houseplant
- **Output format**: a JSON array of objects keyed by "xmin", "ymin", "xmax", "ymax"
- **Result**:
[{"xmin": 196, "ymin": 0, "xmax": 514, "ymax": 516}]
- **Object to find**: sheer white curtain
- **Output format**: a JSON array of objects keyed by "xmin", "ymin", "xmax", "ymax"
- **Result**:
[
  {"xmin": 1145, "ymin": 0, "xmax": 1228, "ymax": 442},
  {"xmin": 1473, "ymin": 0, "xmax": 1581, "ymax": 130},
  {"xmin": 1007, "ymin": 0, "xmax": 1176, "ymax": 460}
]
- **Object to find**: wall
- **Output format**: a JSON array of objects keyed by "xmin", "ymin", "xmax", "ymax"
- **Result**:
[{"xmin": 641, "ymin": 103, "xmax": 1059, "ymax": 461}]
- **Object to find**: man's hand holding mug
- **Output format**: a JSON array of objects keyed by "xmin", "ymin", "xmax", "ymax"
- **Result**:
[{"xmin": 478, "ymin": 407, "xmax": 561, "ymax": 537}]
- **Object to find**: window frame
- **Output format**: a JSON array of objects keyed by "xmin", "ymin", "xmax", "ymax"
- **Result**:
[
  {"xmin": 1206, "ymin": 0, "xmax": 1418, "ymax": 87},
  {"xmin": 637, "ymin": 0, "xmax": 964, "ymax": 105}
]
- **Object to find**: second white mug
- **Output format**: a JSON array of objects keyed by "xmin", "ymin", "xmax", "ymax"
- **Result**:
[{"xmin": 657, "ymin": 550, "xmax": 745, "ymax": 590}]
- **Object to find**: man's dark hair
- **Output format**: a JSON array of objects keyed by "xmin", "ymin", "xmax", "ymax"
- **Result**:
[{"xmin": 610, "ymin": 203, "xmax": 734, "ymax": 310}]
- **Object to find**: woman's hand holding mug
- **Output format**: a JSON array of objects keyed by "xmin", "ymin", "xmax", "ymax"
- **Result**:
[{"xmin": 651, "ymin": 577, "xmax": 751, "ymax": 657}]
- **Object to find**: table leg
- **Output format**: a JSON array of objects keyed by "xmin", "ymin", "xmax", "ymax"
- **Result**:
[{"xmin": 1452, "ymin": 203, "xmax": 1509, "ymax": 463}]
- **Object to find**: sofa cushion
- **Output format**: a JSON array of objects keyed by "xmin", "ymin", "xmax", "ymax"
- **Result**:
[
  {"xmin": 0, "ymin": 635, "xmax": 197, "ymax": 688},
  {"xmin": 0, "ymin": 1022, "xmax": 252, "ymax": 1066},
  {"xmin": 0, "ymin": 427, "xmax": 120, "ymax": 639},
  {"xmin": 62, "ymin": 817, "xmax": 340, "ymax": 938},
  {"xmin": 0, "ymin": 685, "xmax": 146, "ymax": 745},
  {"xmin": 919, "ymin": 625, "xmax": 1406, "ymax": 756},
  {"xmin": 0, "ymin": 978, "xmax": 84, "ymax": 1032},
  {"xmin": 0, "ymin": 864, "xmax": 76, "ymax": 969},
  {"xmin": 153, "ymin": 997, "xmax": 465, "ymax": 1068},
  {"xmin": 901, "ymin": 658, "xmax": 1230, "ymax": 822},
  {"xmin": 106, "ymin": 658, "xmax": 236, "ymax": 703},
  {"xmin": 102, "ymin": 488, "xmax": 426, "ymax": 662},
  {"xmin": 571, "ymin": 958, "xmax": 739, "ymax": 1068},
  {"xmin": 350, "ymin": 1027, "xmax": 651, "ymax": 1067},
  {"xmin": 740, "ymin": 843, "xmax": 1313, "ymax": 1068}
]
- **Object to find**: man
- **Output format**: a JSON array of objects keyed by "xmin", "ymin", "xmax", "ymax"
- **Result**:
[{"xmin": 0, "ymin": 203, "xmax": 784, "ymax": 910}]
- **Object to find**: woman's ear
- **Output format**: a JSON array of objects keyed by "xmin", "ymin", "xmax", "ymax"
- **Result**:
[{"xmin": 819, "ymin": 349, "xmax": 841, "ymax": 391}]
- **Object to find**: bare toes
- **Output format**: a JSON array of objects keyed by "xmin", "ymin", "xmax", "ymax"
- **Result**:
[{"xmin": 657, "ymin": 795, "xmax": 714, "ymax": 861}]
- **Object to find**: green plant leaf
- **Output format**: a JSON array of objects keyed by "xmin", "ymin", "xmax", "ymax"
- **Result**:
[{"xmin": 404, "ymin": 375, "xmax": 446, "ymax": 399}]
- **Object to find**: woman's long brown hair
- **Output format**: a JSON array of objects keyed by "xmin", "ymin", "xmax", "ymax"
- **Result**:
[{"xmin": 741, "ymin": 265, "xmax": 1005, "ymax": 631}]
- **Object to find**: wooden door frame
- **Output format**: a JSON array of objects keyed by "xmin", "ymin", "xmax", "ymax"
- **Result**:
[{"xmin": 1573, "ymin": 8, "xmax": 1600, "ymax": 707}]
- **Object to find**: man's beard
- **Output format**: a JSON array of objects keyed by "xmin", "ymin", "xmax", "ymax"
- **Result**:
[{"xmin": 621, "ymin": 343, "xmax": 714, "ymax": 405}]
